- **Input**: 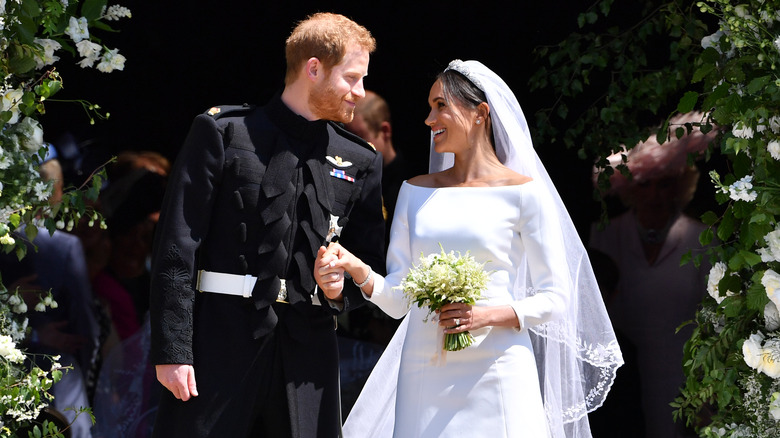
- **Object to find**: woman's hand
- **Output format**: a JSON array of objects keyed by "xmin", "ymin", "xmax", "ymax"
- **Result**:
[
  {"xmin": 439, "ymin": 303, "xmax": 520, "ymax": 333},
  {"xmin": 314, "ymin": 244, "xmax": 346, "ymax": 301}
]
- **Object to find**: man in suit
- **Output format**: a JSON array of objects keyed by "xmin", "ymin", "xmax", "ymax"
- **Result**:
[{"xmin": 149, "ymin": 12, "xmax": 385, "ymax": 438}]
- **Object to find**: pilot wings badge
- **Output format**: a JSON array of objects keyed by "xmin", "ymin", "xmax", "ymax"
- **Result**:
[{"xmin": 326, "ymin": 155, "xmax": 352, "ymax": 168}]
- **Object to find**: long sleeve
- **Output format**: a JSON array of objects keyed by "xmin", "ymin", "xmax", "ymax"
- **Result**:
[
  {"xmin": 366, "ymin": 183, "xmax": 412, "ymax": 319},
  {"xmin": 149, "ymin": 114, "xmax": 225, "ymax": 365},
  {"xmin": 509, "ymin": 187, "xmax": 569, "ymax": 330}
]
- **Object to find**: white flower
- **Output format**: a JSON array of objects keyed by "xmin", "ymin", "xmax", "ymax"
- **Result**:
[
  {"xmin": 766, "ymin": 301, "xmax": 780, "ymax": 331},
  {"xmin": 34, "ymin": 302, "xmax": 45, "ymax": 312},
  {"xmin": 102, "ymin": 5, "xmax": 131, "ymax": 20},
  {"xmin": 33, "ymin": 38, "xmax": 61, "ymax": 69},
  {"xmin": 33, "ymin": 181, "xmax": 50, "ymax": 202},
  {"xmin": 10, "ymin": 117, "xmax": 44, "ymax": 152},
  {"xmin": 1, "ymin": 88, "xmax": 23, "ymax": 124},
  {"xmin": 733, "ymin": 122, "xmax": 754, "ymax": 139},
  {"xmin": 728, "ymin": 175, "xmax": 758, "ymax": 202},
  {"xmin": 775, "ymin": 36, "xmax": 780, "ymax": 54},
  {"xmin": 76, "ymin": 40, "xmax": 101, "ymax": 57},
  {"xmin": 708, "ymin": 262, "xmax": 728, "ymax": 303},
  {"xmin": 0, "ymin": 335, "xmax": 24, "ymax": 363},
  {"xmin": 96, "ymin": 48, "xmax": 126, "ymax": 73},
  {"xmin": 761, "ymin": 228, "xmax": 780, "ymax": 263},
  {"xmin": 760, "ymin": 338, "xmax": 780, "ymax": 378},
  {"xmin": 65, "ymin": 16, "xmax": 89, "ymax": 43},
  {"xmin": 7, "ymin": 294, "xmax": 21, "ymax": 306},
  {"xmin": 771, "ymin": 393, "xmax": 780, "ymax": 421},
  {"xmin": 12, "ymin": 301, "xmax": 27, "ymax": 314},
  {"xmin": 770, "ymin": 115, "xmax": 780, "ymax": 134},
  {"xmin": 702, "ymin": 31, "xmax": 723, "ymax": 50},
  {"xmin": 763, "ymin": 270, "xmax": 780, "ymax": 310},
  {"xmin": 0, "ymin": 233, "xmax": 15, "ymax": 246},
  {"xmin": 743, "ymin": 332, "xmax": 765, "ymax": 370},
  {"xmin": 769, "ymin": 140, "xmax": 780, "ymax": 160}
]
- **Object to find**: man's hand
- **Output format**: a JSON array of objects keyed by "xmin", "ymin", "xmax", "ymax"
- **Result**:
[
  {"xmin": 156, "ymin": 364, "xmax": 198, "ymax": 401},
  {"xmin": 315, "ymin": 244, "xmax": 345, "ymax": 301}
]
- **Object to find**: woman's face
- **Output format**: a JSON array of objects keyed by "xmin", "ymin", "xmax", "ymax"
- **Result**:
[{"xmin": 425, "ymin": 79, "xmax": 475, "ymax": 154}]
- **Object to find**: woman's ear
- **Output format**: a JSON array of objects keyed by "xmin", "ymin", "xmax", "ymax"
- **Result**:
[{"xmin": 476, "ymin": 102, "xmax": 490, "ymax": 124}]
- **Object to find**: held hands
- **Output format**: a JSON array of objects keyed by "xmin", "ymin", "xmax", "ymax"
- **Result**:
[
  {"xmin": 314, "ymin": 242, "xmax": 371, "ymax": 300},
  {"xmin": 315, "ymin": 243, "xmax": 348, "ymax": 301},
  {"xmin": 156, "ymin": 364, "xmax": 198, "ymax": 401}
]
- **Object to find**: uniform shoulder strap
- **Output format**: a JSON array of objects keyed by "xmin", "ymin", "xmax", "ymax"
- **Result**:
[{"xmin": 328, "ymin": 120, "xmax": 377, "ymax": 153}]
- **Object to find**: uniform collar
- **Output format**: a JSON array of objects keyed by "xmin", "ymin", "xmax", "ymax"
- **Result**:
[{"xmin": 265, "ymin": 92, "xmax": 329, "ymax": 141}]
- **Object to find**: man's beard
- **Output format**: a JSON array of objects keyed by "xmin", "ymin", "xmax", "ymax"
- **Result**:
[{"xmin": 309, "ymin": 82, "xmax": 354, "ymax": 123}]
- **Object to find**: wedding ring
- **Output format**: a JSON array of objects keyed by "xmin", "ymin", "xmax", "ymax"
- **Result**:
[{"xmin": 454, "ymin": 318, "xmax": 460, "ymax": 327}]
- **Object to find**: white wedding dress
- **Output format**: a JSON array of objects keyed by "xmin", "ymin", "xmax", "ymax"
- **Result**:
[{"xmin": 345, "ymin": 180, "xmax": 569, "ymax": 438}]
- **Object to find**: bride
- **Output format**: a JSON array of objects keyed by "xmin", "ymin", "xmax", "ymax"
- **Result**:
[{"xmin": 315, "ymin": 60, "xmax": 623, "ymax": 438}]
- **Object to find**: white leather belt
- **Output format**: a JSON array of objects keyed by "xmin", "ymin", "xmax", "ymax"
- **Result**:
[{"xmin": 196, "ymin": 270, "xmax": 320, "ymax": 305}]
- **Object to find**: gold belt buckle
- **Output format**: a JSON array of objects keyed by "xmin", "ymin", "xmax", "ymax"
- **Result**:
[{"xmin": 276, "ymin": 279, "xmax": 289, "ymax": 304}]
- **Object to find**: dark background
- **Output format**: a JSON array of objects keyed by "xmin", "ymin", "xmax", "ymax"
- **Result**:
[{"xmin": 42, "ymin": 2, "xmax": 606, "ymax": 236}]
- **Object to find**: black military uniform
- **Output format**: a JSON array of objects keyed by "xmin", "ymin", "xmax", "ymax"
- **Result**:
[{"xmin": 149, "ymin": 93, "xmax": 385, "ymax": 438}]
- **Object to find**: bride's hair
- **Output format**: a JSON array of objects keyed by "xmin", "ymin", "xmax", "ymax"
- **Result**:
[{"xmin": 437, "ymin": 69, "xmax": 495, "ymax": 148}]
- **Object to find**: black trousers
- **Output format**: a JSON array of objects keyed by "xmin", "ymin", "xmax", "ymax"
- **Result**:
[{"xmin": 152, "ymin": 299, "xmax": 341, "ymax": 438}]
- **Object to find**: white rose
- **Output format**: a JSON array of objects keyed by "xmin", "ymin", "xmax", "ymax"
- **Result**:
[
  {"xmin": 763, "ymin": 269, "xmax": 780, "ymax": 310},
  {"xmin": 770, "ymin": 140, "xmax": 780, "ymax": 160},
  {"xmin": 708, "ymin": 262, "xmax": 728, "ymax": 303},
  {"xmin": 765, "ymin": 301, "xmax": 780, "ymax": 331},
  {"xmin": 743, "ymin": 332, "xmax": 765, "ymax": 370},
  {"xmin": 1, "ymin": 88, "xmax": 23, "ymax": 124},
  {"xmin": 760, "ymin": 338, "xmax": 780, "ymax": 378}
]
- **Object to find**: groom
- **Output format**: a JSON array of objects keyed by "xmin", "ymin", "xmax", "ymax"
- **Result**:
[{"xmin": 149, "ymin": 12, "xmax": 385, "ymax": 438}]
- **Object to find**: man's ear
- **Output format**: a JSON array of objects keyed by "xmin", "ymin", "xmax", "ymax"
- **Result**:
[
  {"xmin": 306, "ymin": 57, "xmax": 322, "ymax": 82},
  {"xmin": 379, "ymin": 121, "xmax": 392, "ymax": 142}
]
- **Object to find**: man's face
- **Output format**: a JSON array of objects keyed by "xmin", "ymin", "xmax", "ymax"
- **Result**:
[{"xmin": 309, "ymin": 44, "xmax": 369, "ymax": 123}]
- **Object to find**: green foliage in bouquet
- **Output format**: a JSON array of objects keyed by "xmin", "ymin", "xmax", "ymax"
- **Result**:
[{"xmin": 399, "ymin": 245, "xmax": 491, "ymax": 352}]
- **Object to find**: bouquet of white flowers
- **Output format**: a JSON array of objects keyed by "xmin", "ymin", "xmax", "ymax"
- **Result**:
[{"xmin": 399, "ymin": 245, "xmax": 491, "ymax": 351}]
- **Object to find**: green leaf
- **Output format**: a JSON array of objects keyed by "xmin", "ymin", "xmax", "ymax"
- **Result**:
[
  {"xmin": 700, "ymin": 228, "xmax": 714, "ymax": 246},
  {"xmin": 747, "ymin": 75, "xmax": 771, "ymax": 95},
  {"xmin": 701, "ymin": 211, "xmax": 719, "ymax": 226},
  {"xmin": 738, "ymin": 250, "xmax": 762, "ymax": 267},
  {"xmin": 677, "ymin": 91, "xmax": 699, "ymax": 114},
  {"xmin": 81, "ymin": 0, "xmax": 107, "ymax": 21},
  {"xmin": 717, "ymin": 210, "xmax": 735, "ymax": 241}
]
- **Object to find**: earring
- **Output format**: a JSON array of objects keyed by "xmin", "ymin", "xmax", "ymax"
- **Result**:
[{"xmin": 476, "ymin": 119, "xmax": 482, "ymax": 125}]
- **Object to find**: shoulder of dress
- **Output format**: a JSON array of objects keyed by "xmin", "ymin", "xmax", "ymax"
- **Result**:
[
  {"xmin": 203, "ymin": 103, "xmax": 257, "ymax": 119},
  {"xmin": 327, "ymin": 121, "xmax": 377, "ymax": 153}
]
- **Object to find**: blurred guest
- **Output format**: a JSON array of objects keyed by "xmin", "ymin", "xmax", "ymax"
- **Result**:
[
  {"xmin": 93, "ymin": 151, "xmax": 169, "ymax": 339},
  {"xmin": 589, "ymin": 112, "xmax": 716, "ymax": 438},
  {"xmin": 345, "ymin": 90, "xmax": 412, "ymax": 236}
]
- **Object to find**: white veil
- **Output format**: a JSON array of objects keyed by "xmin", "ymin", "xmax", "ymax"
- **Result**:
[{"xmin": 430, "ymin": 60, "xmax": 623, "ymax": 437}]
